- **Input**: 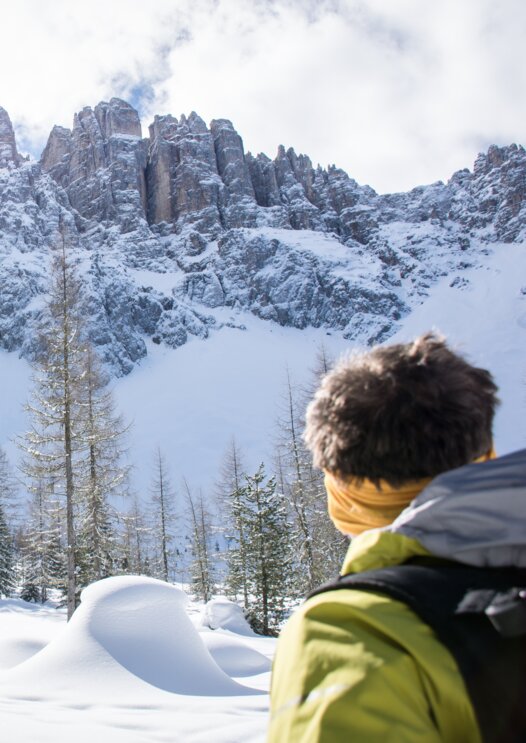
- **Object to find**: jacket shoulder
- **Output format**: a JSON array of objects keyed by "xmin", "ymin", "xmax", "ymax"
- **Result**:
[{"xmin": 268, "ymin": 588, "xmax": 480, "ymax": 743}]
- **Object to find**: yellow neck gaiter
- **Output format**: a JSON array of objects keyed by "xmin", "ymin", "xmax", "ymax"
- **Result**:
[{"xmin": 325, "ymin": 448, "xmax": 496, "ymax": 536}]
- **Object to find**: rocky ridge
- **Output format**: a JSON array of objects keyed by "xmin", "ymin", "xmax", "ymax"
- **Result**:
[{"xmin": 0, "ymin": 97, "xmax": 525, "ymax": 374}]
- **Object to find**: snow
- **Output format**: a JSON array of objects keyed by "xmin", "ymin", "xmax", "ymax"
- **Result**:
[
  {"xmin": 130, "ymin": 268, "xmax": 182, "ymax": 294},
  {"xmin": 200, "ymin": 597, "xmax": 257, "ymax": 636},
  {"xmin": 0, "ymin": 577, "xmax": 272, "ymax": 742},
  {"xmin": 1, "ymin": 233, "xmax": 526, "ymax": 739},
  {"xmin": 113, "ymin": 316, "xmax": 349, "ymax": 496},
  {"xmin": 389, "ymin": 241, "xmax": 526, "ymax": 453}
]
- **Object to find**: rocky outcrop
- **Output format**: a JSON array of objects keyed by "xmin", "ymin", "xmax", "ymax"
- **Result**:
[
  {"xmin": 41, "ymin": 98, "xmax": 148, "ymax": 231},
  {"xmin": 0, "ymin": 99, "xmax": 525, "ymax": 374},
  {"xmin": 0, "ymin": 107, "xmax": 21, "ymax": 168},
  {"xmin": 448, "ymin": 144, "xmax": 526, "ymax": 241},
  {"xmin": 146, "ymin": 112, "xmax": 225, "ymax": 233}
]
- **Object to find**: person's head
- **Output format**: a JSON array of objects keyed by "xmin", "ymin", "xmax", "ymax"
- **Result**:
[{"xmin": 304, "ymin": 332, "xmax": 499, "ymax": 489}]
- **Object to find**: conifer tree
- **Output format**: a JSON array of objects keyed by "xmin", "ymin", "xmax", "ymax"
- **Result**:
[
  {"xmin": 19, "ymin": 480, "xmax": 66, "ymax": 603},
  {"xmin": 0, "ymin": 447, "xmax": 20, "ymax": 530},
  {"xmin": 241, "ymin": 464, "xmax": 292, "ymax": 636},
  {"xmin": 274, "ymin": 370, "xmax": 320, "ymax": 593},
  {"xmin": 274, "ymin": 362, "xmax": 347, "ymax": 594},
  {"xmin": 119, "ymin": 496, "xmax": 152, "ymax": 575},
  {"xmin": 216, "ymin": 439, "xmax": 250, "ymax": 607},
  {"xmin": 0, "ymin": 504, "xmax": 13, "ymax": 596},
  {"xmin": 185, "ymin": 481, "xmax": 215, "ymax": 603},
  {"xmin": 149, "ymin": 448, "xmax": 177, "ymax": 582},
  {"xmin": 75, "ymin": 345, "xmax": 129, "ymax": 586},
  {"xmin": 0, "ymin": 447, "xmax": 17, "ymax": 596},
  {"xmin": 19, "ymin": 232, "xmax": 131, "ymax": 617},
  {"xmin": 19, "ymin": 237, "xmax": 85, "ymax": 618}
]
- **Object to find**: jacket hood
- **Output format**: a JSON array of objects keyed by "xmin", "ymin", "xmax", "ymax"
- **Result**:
[
  {"xmin": 341, "ymin": 449, "xmax": 526, "ymax": 574},
  {"xmin": 390, "ymin": 448, "xmax": 526, "ymax": 568}
]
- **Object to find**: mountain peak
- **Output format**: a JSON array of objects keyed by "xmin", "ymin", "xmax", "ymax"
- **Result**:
[{"xmin": 0, "ymin": 106, "xmax": 20, "ymax": 168}]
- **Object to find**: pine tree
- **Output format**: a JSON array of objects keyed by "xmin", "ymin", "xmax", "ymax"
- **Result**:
[
  {"xmin": 149, "ymin": 448, "xmax": 177, "ymax": 582},
  {"xmin": 242, "ymin": 464, "xmax": 292, "ymax": 636}
]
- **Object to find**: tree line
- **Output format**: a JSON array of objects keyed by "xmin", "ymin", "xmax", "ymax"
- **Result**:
[{"xmin": 0, "ymin": 235, "xmax": 346, "ymax": 636}]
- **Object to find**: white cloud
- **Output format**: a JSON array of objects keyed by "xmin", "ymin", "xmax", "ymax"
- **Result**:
[{"xmin": 0, "ymin": 0, "xmax": 524, "ymax": 193}]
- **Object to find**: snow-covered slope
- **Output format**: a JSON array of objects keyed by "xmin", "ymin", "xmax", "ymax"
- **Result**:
[
  {"xmin": 2, "ymin": 236, "xmax": 525, "ymax": 499},
  {"xmin": 0, "ymin": 577, "xmax": 273, "ymax": 742},
  {"xmin": 1, "ymin": 97, "xmax": 526, "ymax": 493},
  {"xmin": 1, "ymin": 237, "xmax": 526, "ymax": 494}
]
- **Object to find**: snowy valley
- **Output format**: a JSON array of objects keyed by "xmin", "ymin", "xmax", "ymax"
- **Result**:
[{"xmin": 0, "ymin": 97, "xmax": 526, "ymax": 741}]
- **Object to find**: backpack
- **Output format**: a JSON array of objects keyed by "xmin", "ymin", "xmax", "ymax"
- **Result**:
[{"xmin": 309, "ymin": 559, "xmax": 526, "ymax": 743}]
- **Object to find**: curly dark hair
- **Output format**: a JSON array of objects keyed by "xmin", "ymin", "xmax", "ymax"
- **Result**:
[{"xmin": 304, "ymin": 333, "xmax": 499, "ymax": 487}]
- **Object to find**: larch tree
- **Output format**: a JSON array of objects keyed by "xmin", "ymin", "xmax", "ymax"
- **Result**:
[
  {"xmin": 184, "ymin": 480, "xmax": 215, "ymax": 603},
  {"xmin": 149, "ymin": 448, "xmax": 177, "ymax": 582},
  {"xmin": 0, "ymin": 447, "xmax": 17, "ymax": 595},
  {"xmin": 216, "ymin": 438, "xmax": 250, "ymax": 608},
  {"xmin": 75, "ymin": 344, "xmax": 130, "ymax": 587},
  {"xmin": 19, "ymin": 480, "xmax": 66, "ymax": 603},
  {"xmin": 19, "ymin": 236, "xmax": 86, "ymax": 619},
  {"xmin": 274, "ymin": 360, "xmax": 347, "ymax": 595},
  {"xmin": 274, "ymin": 369, "xmax": 320, "ymax": 593},
  {"xmin": 0, "ymin": 503, "xmax": 13, "ymax": 597},
  {"xmin": 19, "ymin": 232, "xmax": 131, "ymax": 617},
  {"xmin": 119, "ymin": 496, "xmax": 152, "ymax": 576}
]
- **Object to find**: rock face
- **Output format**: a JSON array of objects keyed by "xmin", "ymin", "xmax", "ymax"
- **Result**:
[
  {"xmin": 41, "ymin": 98, "xmax": 148, "ymax": 230},
  {"xmin": 146, "ymin": 112, "xmax": 225, "ymax": 232},
  {"xmin": 0, "ymin": 107, "xmax": 21, "ymax": 168},
  {"xmin": 0, "ymin": 100, "xmax": 526, "ymax": 375}
]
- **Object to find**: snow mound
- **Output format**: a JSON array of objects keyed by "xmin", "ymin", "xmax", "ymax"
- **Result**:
[
  {"xmin": 0, "ymin": 638, "xmax": 47, "ymax": 669},
  {"xmin": 200, "ymin": 597, "xmax": 256, "ymax": 636},
  {"xmin": 201, "ymin": 632, "xmax": 272, "ymax": 677},
  {"xmin": 1, "ymin": 576, "xmax": 256, "ymax": 699}
]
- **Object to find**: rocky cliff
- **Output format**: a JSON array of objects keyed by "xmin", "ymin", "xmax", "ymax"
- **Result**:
[{"xmin": 0, "ymin": 97, "xmax": 525, "ymax": 374}]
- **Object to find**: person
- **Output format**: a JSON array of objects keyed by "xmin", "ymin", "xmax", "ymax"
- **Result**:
[{"xmin": 268, "ymin": 332, "xmax": 526, "ymax": 742}]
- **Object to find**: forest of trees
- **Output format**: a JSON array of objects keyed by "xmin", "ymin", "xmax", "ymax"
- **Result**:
[{"xmin": 0, "ymin": 234, "xmax": 347, "ymax": 636}]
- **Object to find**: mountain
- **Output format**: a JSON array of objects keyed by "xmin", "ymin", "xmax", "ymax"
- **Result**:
[{"xmin": 1, "ymin": 98, "xmax": 525, "ymax": 377}]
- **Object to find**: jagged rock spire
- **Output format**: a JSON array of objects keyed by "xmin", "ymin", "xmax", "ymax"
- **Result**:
[{"xmin": 0, "ymin": 107, "xmax": 21, "ymax": 168}]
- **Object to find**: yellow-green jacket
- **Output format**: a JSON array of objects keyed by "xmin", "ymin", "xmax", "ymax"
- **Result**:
[{"xmin": 268, "ymin": 452, "xmax": 526, "ymax": 742}]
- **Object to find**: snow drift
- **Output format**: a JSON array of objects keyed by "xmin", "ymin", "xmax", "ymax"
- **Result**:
[{"xmin": 0, "ymin": 576, "xmax": 260, "ymax": 699}]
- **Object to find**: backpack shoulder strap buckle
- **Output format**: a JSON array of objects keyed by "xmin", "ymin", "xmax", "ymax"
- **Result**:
[
  {"xmin": 457, "ymin": 586, "xmax": 526, "ymax": 638},
  {"xmin": 485, "ymin": 589, "xmax": 526, "ymax": 638}
]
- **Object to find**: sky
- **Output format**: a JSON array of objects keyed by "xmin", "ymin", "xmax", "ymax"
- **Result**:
[{"xmin": 0, "ymin": 0, "xmax": 525, "ymax": 193}]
